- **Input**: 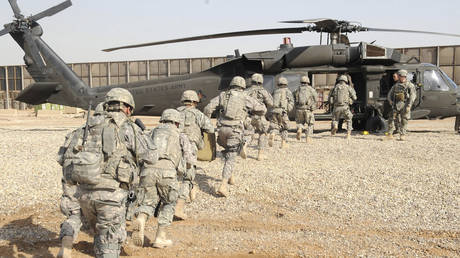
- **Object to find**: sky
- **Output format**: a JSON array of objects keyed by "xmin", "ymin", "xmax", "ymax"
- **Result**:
[{"xmin": 1, "ymin": 0, "xmax": 460, "ymax": 65}]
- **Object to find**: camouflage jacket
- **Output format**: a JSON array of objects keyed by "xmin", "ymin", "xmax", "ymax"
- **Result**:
[
  {"xmin": 177, "ymin": 105, "xmax": 214, "ymax": 149},
  {"xmin": 245, "ymin": 84, "xmax": 274, "ymax": 110},
  {"xmin": 387, "ymin": 80, "xmax": 417, "ymax": 106},
  {"xmin": 294, "ymin": 85, "xmax": 318, "ymax": 110}
]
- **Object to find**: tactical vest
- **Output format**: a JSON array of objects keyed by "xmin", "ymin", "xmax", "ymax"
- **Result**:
[
  {"xmin": 246, "ymin": 86, "xmax": 264, "ymax": 104},
  {"xmin": 58, "ymin": 114, "xmax": 135, "ymax": 189},
  {"xmin": 178, "ymin": 107, "xmax": 202, "ymax": 148},
  {"xmin": 151, "ymin": 124, "xmax": 181, "ymax": 168},
  {"xmin": 296, "ymin": 86, "xmax": 311, "ymax": 108},
  {"xmin": 394, "ymin": 83, "xmax": 408, "ymax": 102},
  {"xmin": 273, "ymin": 88, "xmax": 288, "ymax": 110},
  {"xmin": 220, "ymin": 90, "xmax": 246, "ymax": 121},
  {"xmin": 333, "ymin": 83, "xmax": 349, "ymax": 106}
]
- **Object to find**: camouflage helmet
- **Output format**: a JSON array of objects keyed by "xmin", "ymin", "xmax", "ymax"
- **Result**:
[
  {"xmin": 105, "ymin": 88, "xmax": 135, "ymax": 110},
  {"xmin": 337, "ymin": 75, "xmax": 348, "ymax": 83},
  {"xmin": 300, "ymin": 76, "xmax": 310, "ymax": 84},
  {"xmin": 160, "ymin": 108, "xmax": 181, "ymax": 123},
  {"xmin": 94, "ymin": 102, "xmax": 105, "ymax": 115},
  {"xmin": 180, "ymin": 90, "xmax": 200, "ymax": 102},
  {"xmin": 251, "ymin": 73, "xmax": 263, "ymax": 84},
  {"xmin": 229, "ymin": 76, "xmax": 246, "ymax": 89},
  {"xmin": 277, "ymin": 76, "xmax": 288, "ymax": 86},
  {"xmin": 397, "ymin": 69, "xmax": 408, "ymax": 77}
]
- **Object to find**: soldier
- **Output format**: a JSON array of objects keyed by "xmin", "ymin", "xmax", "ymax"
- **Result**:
[
  {"xmin": 244, "ymin": 73, "xmax": 273, "ymax": 160},
  {"xmin": 269, "ymin": 77, "xmax": 294, "ymax": 148},
  {"xmin": 59, "ymin": 88, "xmax": 157, "ymax": 258},
  {"xmin": 329, "ymin": 75, "xmax": 357, "ymax": 139},
  {"xmin": 174, "ymin": 90, "xmax": 214, "ymax": 220},
  {"xmin": 132, "ymin": 109, "xmax": 192, "ymax": 248},
  {"xmin": 294, "ymin": 75, "xmax": 318, "ymax": 143},
  {"xmin": 385, "ymin": 69, "xmax": 417, "ymax": 141},
  {"xmin": 204, "ymin": 76, "xmax": 266, "ymax": 197},
  {"xmin": 56, "ymin": 103, "xmax": 105, "ymax": 258}
]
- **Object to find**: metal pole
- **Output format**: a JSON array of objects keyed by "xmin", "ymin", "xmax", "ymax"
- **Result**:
[
  {"xmin": 107, "ymin": 62, "xmax": 111, "ymax": 85},
  {"xmin": 126, "ymin": 61, "xmax": 130, "ymax": 83},
  {"xmin": 89, "ymin": 63, "xmax": 92, "ymax": 88},
  {"xmin": 146, "ymin": 60, "xmax": 150, "ymax": 80},
  {"xmin": 167, "ymin": 59, "xmax": 171, "ymax": 77},
  {"xmin": 436, "ymin": 46, "xmax": 440, "ymax": 67},
  {"xmin": 5, "ymin": 66, "xmax": 9, "ymax": 109},
  {"xmin": 189, "ymin": 58, "xmax": 192, "ymax": 74}
]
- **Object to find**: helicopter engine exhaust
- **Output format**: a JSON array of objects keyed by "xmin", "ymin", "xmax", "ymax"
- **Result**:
[{"xmin": 284, "ymin": 44, "xmax": 360, "ymax": 68}]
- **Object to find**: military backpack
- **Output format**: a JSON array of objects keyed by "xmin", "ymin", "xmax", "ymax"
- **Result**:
[
  {"xmin": 333, "ymin": 83, "xmax": 349, "ymax": 106},
  {"xmin": 220, "ymin": 90, "xmax": 246, "ymax": 121},
  {"xmin": 273, "ymin": 88, "xmax": 288, "ymax": 111}
]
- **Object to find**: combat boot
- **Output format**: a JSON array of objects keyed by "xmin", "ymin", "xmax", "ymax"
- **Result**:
[
  {"xmin": 399, "ymin": 134, "xmax": 406, "ymax": 141},
  {"xmin": 296, "ymin": 128, "xmax": 302, "ymax": 141},
  {"xmin": 174, "ymin": 199, "xmax": 188, "ymax": 220},
  {"xmin": 305, "ymin": 134, "xmax": 311, "ymax": 143},
  {"xmin": 57, "ymin": 236, "xmax": 73, "ymax": 258},
  {"xmin": 331, "ymin": 127, "xmax": 338, "ymax": 136},
  {"xmin": 240, "ymin": 142, "xmax": 247, "ymax": 159},
  {"xmin": 346, "ymin": 131, "xmax": 351, "ymax": 140},
  {"xmin": 132, "ymin": 213, "xmax": 147, "ymax": 247},
  {"xmin": 383, "ymin": 133, "xmax": 394, "ymax": 141},
  {"xmin": 228, "ymin": 175, "xmax": 236, "ymax": 185},
  {"xmin": 268, "ymin": 133, "xmax": 275, "ymax": 147},
  {"xmin": 153, "ymin": 226, "xmax": 173, "ymax": 249},
  {"xmin": 257, "ymin": 149, "xmax": 264, "ymax": 161},
  {"xmin": 280, "ymin": 139, "xmax": 289, "ymax": 149},
  {"xmin": 217, "ymin": 181, "xmax": 229, "ymax": 197},
  {"xmin": 189, "ymin": 184, "xmax": 198, "ymax": 201}
]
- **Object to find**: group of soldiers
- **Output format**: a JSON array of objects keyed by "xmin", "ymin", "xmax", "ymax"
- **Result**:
[{"xmin": 55, "ymin": 69, "xmax": 415, "ymax": 258}]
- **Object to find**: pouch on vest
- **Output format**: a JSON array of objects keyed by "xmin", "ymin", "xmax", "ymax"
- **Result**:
[
  {"xmin": 222, "ymin": 91, "xmax": 246, "ymax": 120},
  {"xmin": 297, "ymin": 87, "xmax": 308, "ymax": 106},
  {"xmin": 334, "ymin": 84, "xmax": 348, "ymax": 106},
  {"xmin": 273, "ymin": 89, "xmax": 287, "ymax": 110},
  {"xmin": 71, "ymin": 151, "xmax": 103, "ymax": 185}
]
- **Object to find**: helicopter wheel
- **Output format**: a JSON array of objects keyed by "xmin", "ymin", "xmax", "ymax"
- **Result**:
[{"xmin": 365, "ymin": 115, "xmax": 388, "ymax": 133}]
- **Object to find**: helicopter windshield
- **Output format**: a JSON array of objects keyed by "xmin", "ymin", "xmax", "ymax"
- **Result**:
[
  {"xmin": 423, "ymin": 70, "xmax": 452, "ymax": 91},
  {"xmin": 439, "ymin": 70, "xmax": 458, "ymax": 89}
]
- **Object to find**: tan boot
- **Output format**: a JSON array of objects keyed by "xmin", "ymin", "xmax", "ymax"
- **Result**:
[
  {"xmin": 217, "ymin": 181, "xmax": 229, "ymax": 197},
  {"xmin": 257, "ymin": 149, "xmax": 264, "ymax": 161},
  {"xmin": 174, "ymin": 199, "xmax": 188, "ymax": 220},
  {"xmin": 305, "ymin": 135, "xmax": 311, "ymax": 143},
  {"xmin": 189, "ymin": 184, "xmax": 198, "ymax": 201},
  {"xmin": 399, "ymin": 134, "xmax": 406, "ymax": 141},
  {"xmin": 153, "ymin": 226, "xmax": 173, "ymax": 249},
  {"xmin": 296, "ymin": 128, "xmax": 302, "ymax": 141},
  {"xmin": 383, "ymin": 133, "xmax": 394, "ymax": 141},
  {"xmin": 228, "ymin": 175, "xmax": 235, "ymax": 185},
  {"xmin": 57, "ymin": 236, "xmax": 73, "ymax": 258},
  {"xmin": 240, "ymin": 142, "xmax": 247, "ymax": 159},
  {"xmin": 268, "ymin": 133, "xmax": 274, "ymax": 147},
  {"xmin": 331, "ymin": 127, "xmax": 338, "ymax": 136},
  {"xmin": 132, "ymin": 213, "xmax": 147, "ymax": 247},
  {"xmin": 346, "ymin": 131, "xmax": 351, "ymax": 140},
  {"xmin": 280, "ymin": 139, "xmax": 288, "ymax": 149}
]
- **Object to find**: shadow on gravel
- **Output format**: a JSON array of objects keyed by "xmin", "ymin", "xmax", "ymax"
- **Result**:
[
  {"xmin": 195, "ymin": 170, "xmax": 221, "ymax": 198},
  {"xmin": 0, "ymin": 216, "xmax": 58, "ymax": 257}
]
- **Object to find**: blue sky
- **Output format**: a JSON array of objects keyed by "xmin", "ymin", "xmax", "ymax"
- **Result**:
[{"xmin": 1, "ymin": 0, "xmax": 460, "ymax": 65}]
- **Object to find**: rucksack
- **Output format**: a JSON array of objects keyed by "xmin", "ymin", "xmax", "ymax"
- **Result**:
[
  {"xmin": 273, "ymin": 88, "xmax": 288, "ymax": 110},
  {"xmin": 220, "ymin": 90, "xmax": 246, "ymax": 121},
  {"xmin": 151, "ymin": 124, "xmax": 181, "ymax": 168},
  {"xmin": 333, "ymin": 83, "xmax": 349, "ymax": 106},
  {"xmin": 296, "ymin": 86, "xmax": 309, "ymax": 107},
  {"xmin": 179, "ymin": 108, "xmax": 202, "ymax": 148}
]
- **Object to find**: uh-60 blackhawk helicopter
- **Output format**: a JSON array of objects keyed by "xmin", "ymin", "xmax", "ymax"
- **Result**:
[{"xmin": 3, "ymin": 0, "xmax": 460, "ymax": 132}]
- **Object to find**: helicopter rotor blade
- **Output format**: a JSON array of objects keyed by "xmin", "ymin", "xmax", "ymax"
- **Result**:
[
  {"xmin": 0, "ymin": 27, "xmax": 12, "ymax": 37},
  {"xmin": 29, "ymin": 0, "xmax": 72, "ymax": 22},
  {"xmin": 8, "ymin": 0, "xmax": 23, "ymax": 19},
  {"xmin": 364, "ymin": 27, "xmax": 460, "ymax": 38},
  {"xmin": 102, "ymin": 27, "xmax": 308, "ymax": 52}
]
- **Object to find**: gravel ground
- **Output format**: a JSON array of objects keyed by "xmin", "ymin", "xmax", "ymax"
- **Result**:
[{"xmin": 0, "ymin": 114, "xmax": 459, "ymax": 257}]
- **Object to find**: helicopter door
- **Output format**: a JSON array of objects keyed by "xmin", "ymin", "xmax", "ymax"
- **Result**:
[{"xmin": 420, "ymin": 69, "xmax": 457, "ymax": 117}]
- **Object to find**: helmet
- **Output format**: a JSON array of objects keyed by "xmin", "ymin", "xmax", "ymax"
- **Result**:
[
  {"xmin": 300, "ymin": 76, "xmax": 310, "ymax": 84},
  {"xmin": 160, "ymin": 109, "xmax": 181, "ymax": 123},
  {"xmin": 229, "ymin": 76, "xmax": 246, "ymax": 88},
  {"xmin": 277, "ymin": 77, "xmax": 288, "ymax": 86},
  {"xmin": 337, "ymin": 75, "xmax": 348, "ymax": 83},
  {"xmin": 251, "ymin": 73, "xmax": 263, "ymax": 84},
  {"xmin": 397, "ymin": 69, "xmax": 408, "ymax": 77},
  {"xmin": 105, "ymin": 88, "xmax": 135, "ymax": 110},
  {"xmin": 180, "ymin": 90, "xmax": 199, "ymax": 102},
  {"xmin": 94, "ymin": 102, "xmax": 104, "ymax": 115}
]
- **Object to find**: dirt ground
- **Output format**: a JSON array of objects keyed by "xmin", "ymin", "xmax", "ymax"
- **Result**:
[{"xmin": 0, "ymin": 111, "xmax": 458, "ymax": 257}]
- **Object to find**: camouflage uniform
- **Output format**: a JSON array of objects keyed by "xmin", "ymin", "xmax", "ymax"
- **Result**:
[
  {"xmin": 133, "ymin": 109, "xmax": 193, "ymax": 248},
  {"xmin": 329, "ymin": 75, "xmax": 357, "ymax": 138},
  {"xmin": 387, "ymin": 69, "xmax": 417, "ymax": 139},
  {"xmin": 244, "ymin": 73, "xmax": 273, "ymax": 157},
  {"xmin": 204, "ymin": 76, "xmax": 266, "ymax": 197},
  {"xmin": 294, "ymin": 76, "xmax": 317, "ymax": 142},
  {"xmin": 65, "ymin": 89, "xmax": 157, "ymax": 258},
  {"xmin": 269, "ymin": 77, "xmax": 294, "ymax": 148}
]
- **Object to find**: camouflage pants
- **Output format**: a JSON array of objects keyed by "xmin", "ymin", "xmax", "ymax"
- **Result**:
[
  {"xmin": 296, "ymin": 109, "xmax": 315, "ymax": 136},
  {"xmin": 332, "ymin": 105, "xmax": 353, "ymax": 132},
  {"xmin": 217, "ymin": 125, "xmax": 242, "ymax": 180},
  {"xmin": 179, "ymin": 144, "xmax": 198, "ymax": 200},
  {"xmin": 269, "ymin": 112, "xmax": 289, "ymax": 140},
  {"xmin": 136, "ymin": 161, "xmax": 179, "ymax": 227},
  {"xmin": 388, "ymin": 105, "xmax": 411, "ymax": 135},
  {"xmin": 79, "ymin": 188, "xmax": 128, "ymax": 258},
  {"xmin": 245, "ymin": 115, "xmax": 269, "ymax": 149},
  {"xmin": 59, "ymin": 180, "xmax": 82, "ymax": 240}
]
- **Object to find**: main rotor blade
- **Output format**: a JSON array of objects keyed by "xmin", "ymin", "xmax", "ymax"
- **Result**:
[
  {"xmin": 102, "ymin": 27, "xmax": 308, "ymax": 52},
  {"xmin": 365, "ymin": 27, "xmax": 460, "ymax": 38},
  {"xmin": 8, "ymin": 0, "xmax": 23, "ymax": 19},
  {"xmin": 279, "ymin": 18, "xmax": 333, "ymax": 24},
  {"xmin": 0, "ymin": 27, "xmax": 12, "ymax": 37},
  {"xmin": 29, "ymin": 0, "xmax": 72, "ymax": 21}
]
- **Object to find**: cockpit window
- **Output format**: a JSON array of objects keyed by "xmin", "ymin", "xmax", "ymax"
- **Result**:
[
  {"xmin": 423, "ymin": 70, "xmax": 450, "ymax": 91},
  {"xmin": 439, "ymin": 70, "xmax": 458, "ymax": 89}
]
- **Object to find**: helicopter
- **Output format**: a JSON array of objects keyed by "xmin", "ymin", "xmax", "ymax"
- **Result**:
[{"xmin": 2, "ymin": 0, "xmax": 460, "ymax": 132}]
